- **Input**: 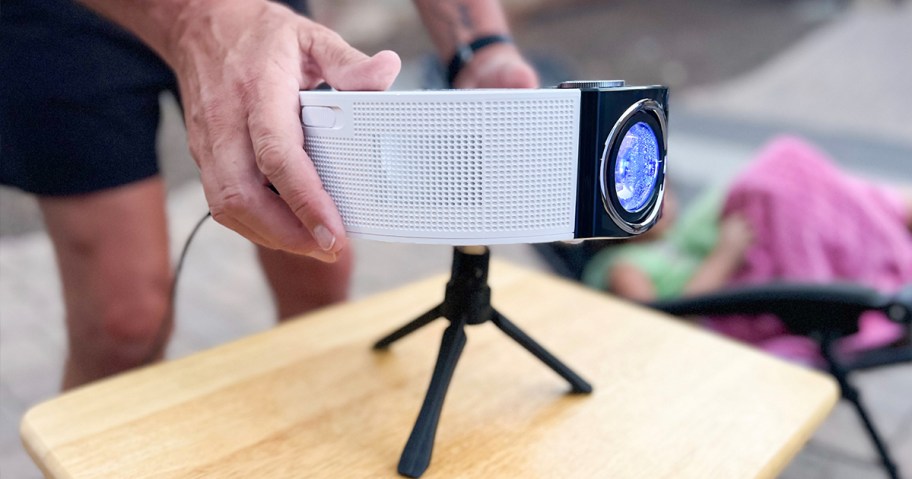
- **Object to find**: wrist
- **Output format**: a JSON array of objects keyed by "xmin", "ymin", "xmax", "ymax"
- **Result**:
[
  {"xmin": 451, "ymin": 41, "xmax": 538, "ymax": 89},
  {"xmin": 169, "ymin": 0, "xmax": 216, "ymax": 55},
  {"xmin": 712, "ymin": 241, "xmax": 747, "ymax": 267},
  {"xmin": 446, "ymin": 33, "xmax": 513, "ymax": 86},
  {"xmin": 169, "ymin": 0, "xmax": 269, "ymax": 67}
]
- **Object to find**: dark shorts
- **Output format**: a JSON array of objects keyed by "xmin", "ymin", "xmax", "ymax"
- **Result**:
[{"xmin": 0, "ymin": 0, "xmax": 308, "ymax": 196}]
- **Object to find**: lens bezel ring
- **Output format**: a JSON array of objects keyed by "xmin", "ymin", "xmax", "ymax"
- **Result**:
[
  {"xmin": 609, "ymin": 114, "xmax": 664, "ymax": 216},
  {"xmin": 599, "ymin": 99, "xmax": 668, "ymax": 235}
]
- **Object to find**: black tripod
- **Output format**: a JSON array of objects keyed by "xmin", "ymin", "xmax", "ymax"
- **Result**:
[{"xmin": 374, "ymin": 246, "xmax": 593, "ymax": 478}]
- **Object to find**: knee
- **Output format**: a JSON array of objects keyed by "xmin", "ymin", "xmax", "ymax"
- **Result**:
[
  {"xmin": 100, "ymin": 282, "xmax": 171, "ymax": 348},
  {"xmin": 259, "ymin": 246, "xmax": 353, "ymax": 320},
  {"xmin": 70, "ymin": 271, "xmax": 173, "ymax": 372},
  {"xmin": 106, "ymin": 269, "xmax": 172, "ymax": 347}
]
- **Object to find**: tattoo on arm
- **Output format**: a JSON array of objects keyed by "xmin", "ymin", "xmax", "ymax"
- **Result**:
[
  {"xmin": 416, "ymin": 0, "xmax": 508, "ymax": 59},
  {"xmin": 428, "ymin": 1, "xmax": 476, "ymax": 46},
  {"xmin": 457, "ymin": 3, "xmax": 473, "ymax": 31}
]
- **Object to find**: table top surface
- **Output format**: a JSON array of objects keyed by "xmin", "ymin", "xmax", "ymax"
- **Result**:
[{"xmin": 21, "ymin": 261, "xmax": 838, "ymax": 479}]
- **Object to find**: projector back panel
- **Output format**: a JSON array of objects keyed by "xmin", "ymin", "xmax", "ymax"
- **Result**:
[{"xmin": 300, "ymin": 90, "xmax": 581, "ymax": 244}]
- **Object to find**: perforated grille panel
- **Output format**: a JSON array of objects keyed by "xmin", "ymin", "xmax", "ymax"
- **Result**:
[{"xmin": 301, "ymin": 90, "xmax": 580, "ymax": 243}]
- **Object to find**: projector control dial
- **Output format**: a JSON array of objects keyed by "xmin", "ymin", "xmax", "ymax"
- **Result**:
[{"xmin": 558, "ymin": 80, "xmax": 625, "ymax": 89}]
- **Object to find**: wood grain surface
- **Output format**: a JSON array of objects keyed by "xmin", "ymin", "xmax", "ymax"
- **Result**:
[{"xmin": 21, "ymin": 261, "xmax": 838, "ymax": 478}]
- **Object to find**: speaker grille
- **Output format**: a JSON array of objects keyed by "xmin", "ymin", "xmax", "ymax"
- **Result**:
[{"xmin": 303, "ymin": 94, "xmax": 579, "ymax": 242}]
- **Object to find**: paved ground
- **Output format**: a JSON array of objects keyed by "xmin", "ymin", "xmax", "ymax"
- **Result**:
[{"xmin": 2, "ymin": 1, "xmax": 911, "ymax": 477}]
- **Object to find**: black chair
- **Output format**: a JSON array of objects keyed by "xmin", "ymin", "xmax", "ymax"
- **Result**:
[
  {"xmin": 651, "ymin": 282, "xmax": 912, "ymax": 479},
  {"xmin": 533, "ymin": 243, "xmax": 912, "ymax": 479}
]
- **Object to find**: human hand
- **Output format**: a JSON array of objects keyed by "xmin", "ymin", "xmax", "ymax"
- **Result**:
[
  {"xmin": 451, "ymin": 43, "xmax": 539, "ymax": 89},
  {"xmin": 717, "ymin": 214, "xmax": 754, "ymax": 260},
  {"xmin": 171, "ymin": 1, "xmax": 400, "ymax": 261}
]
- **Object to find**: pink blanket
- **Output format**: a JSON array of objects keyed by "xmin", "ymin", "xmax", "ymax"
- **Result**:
[{"xmin": 704, "ymin": 136, "xmax": 912, "ymax": 364}]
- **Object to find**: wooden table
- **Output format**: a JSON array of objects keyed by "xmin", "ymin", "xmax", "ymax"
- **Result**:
[{"xmin": 22, "ymin": 261, "xmax": 838, "ymax": 478}]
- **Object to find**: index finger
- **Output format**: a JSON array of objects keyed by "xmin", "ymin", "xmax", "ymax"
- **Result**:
[{"xmin": 246, "ymin": 76, "xmax": 346, "ymax": 255}]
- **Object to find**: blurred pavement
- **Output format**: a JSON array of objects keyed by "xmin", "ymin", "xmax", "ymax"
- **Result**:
[{"xmin": 2, "ymin": 1, "xmax": 911, "ymax": 477}]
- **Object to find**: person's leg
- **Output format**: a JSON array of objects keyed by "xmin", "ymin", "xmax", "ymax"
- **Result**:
[
  {"xmin": 40, "ymin": 178, "xmax": 172, "ymax": 390},
  {"xmin": 257, "ymin": 245, "xmax": 353, "ymax": 321},
  {"xmin": 1, "ymin": 0, "xmax": 186, "ymax": 390}
]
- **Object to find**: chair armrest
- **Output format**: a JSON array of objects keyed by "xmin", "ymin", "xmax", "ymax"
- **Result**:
[{"xmin": 648, "ymin": 283, "xmax": 912, "ymax": 336}]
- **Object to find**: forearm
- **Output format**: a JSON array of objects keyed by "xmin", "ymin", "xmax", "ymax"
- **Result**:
[
  {"xmin": 412, "ymin": 0, "xmax": 513, "ymax": 60},
  {"xmin": 76, "ymin": 0, "xmax": 220, "ymax": 67},
  {"xmin": 682, "ymin": 248, "xmax": 743, "ymax": 297},
  {"xmin": 77, "ymin": 0, "xmax": 286, "ymax": 75},
  {"xmin": 608, "ymin": 262, "xmax": 658, "ymax": 303}
]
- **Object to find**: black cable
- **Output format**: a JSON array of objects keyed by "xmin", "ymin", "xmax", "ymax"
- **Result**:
[
  {"xmin": 170, "ymin": 211, "xmax": 212, "ymax": 311},
  {"xmin": 142, "ymin": 211, "xmax": 211, "ymax": 364}
]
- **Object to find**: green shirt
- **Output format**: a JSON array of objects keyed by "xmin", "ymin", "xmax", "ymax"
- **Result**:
[{"xmin": 582, "ymin": 187, "xmax": 724, "ymax": 299}]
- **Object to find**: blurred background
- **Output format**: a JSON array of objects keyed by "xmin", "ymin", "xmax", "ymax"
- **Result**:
[{"xmin": 1, "ymin": 0, "xmax": 910, "ymax": 477}]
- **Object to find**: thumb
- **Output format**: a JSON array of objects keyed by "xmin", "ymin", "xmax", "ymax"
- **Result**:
[{"xmin": 304, "ymin": 27, "xmax": 401, "ymax": 91}]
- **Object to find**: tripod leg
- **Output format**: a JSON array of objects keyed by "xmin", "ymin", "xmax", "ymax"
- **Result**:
[
  {"xmin": 374, "ymin": 305, "xmax": 442, "ymax": 350},
  {"xmin": 491, "ymin": 309, "xmax": 592, "ymax": 394},
  {"xmin": 397, "ymin": 321, "xmax": 467, "ymax": 478}
]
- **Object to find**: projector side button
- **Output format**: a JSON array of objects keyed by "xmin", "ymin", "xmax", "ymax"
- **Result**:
[{"xmin": 302, "ymin": 106, "xmax": 337, "ymax": 128}]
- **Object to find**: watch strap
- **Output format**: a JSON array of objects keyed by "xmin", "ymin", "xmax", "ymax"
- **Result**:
[{"xmin": 446, "ymin": 34, "xmax": 513, "ymax": 87}]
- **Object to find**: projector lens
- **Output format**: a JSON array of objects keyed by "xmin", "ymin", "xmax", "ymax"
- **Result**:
[{"xmin": 614, "ymin": 122, "xmax": 660, "ymax": 213}]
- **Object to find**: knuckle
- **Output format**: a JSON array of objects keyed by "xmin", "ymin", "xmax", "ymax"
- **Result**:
[
  {"xmin": 305, "ymin": 25, "xmax": 346, "ymax": 58},
  {"xmin": 209, "ymin": 207, "xmax": 231, "ymax": 225},
  {"xmin": 307, "ymin": 24, "xmax": 338, "ymax": 45},
  {"xmin": 209, "ymin": 185, "xmax": 249, "ymax": 223},
  {"xmin": 236, "ymin": 75, "xmax": 261, "ymax": 106},
  {"xmin": 197, "ymin": 95, "xmax": 220, "ymax": 120},
  {"xmin": 194, "ymin": 101, "xmax": 231, "ymax": 134},
  {"xmin": 209, "ymin": 135, "xmax": 233, "ymax": 159},
  {"xmin": 320, "ymin": 28, "xmax": 345, "ymax": 46},
  {"xmin": 285, "ymin": 189, "xmax": 317, "ymax": 220},
  {"xmin": 253, "ymin": 136, "xmax": 295, "ymax": 178},
  {"xmin": 187, "ymin": 141, "xmax": 206, "ymax": 166}
]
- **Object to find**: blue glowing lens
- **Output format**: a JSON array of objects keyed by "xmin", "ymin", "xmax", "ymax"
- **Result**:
[{"xmin": 614, "ymin": 121, "xmax": 660, "ymax": 213}]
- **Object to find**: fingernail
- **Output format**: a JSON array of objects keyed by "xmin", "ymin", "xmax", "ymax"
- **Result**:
[
  {"xmin": 308, "ymin": 249, "xmax": 337, "ymax": 263},
  {"xmin": 313, "ymin": 224, "xmax": 336, "ymax": 251}
]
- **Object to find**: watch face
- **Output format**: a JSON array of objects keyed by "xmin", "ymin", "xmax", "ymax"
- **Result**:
[{"xmin": 614, "ymin": 121, "xmax": 660, "ymax": 213}]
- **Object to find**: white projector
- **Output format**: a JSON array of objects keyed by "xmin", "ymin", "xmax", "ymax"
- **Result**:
[{"xmin": 299, "ymin": 80, "xmax": 668, "ymax": 245}]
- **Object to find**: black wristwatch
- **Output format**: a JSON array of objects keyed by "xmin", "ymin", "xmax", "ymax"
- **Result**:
[{"xmin": 446, "ymin": 34, "xmax": 513, "ymax": 87}]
